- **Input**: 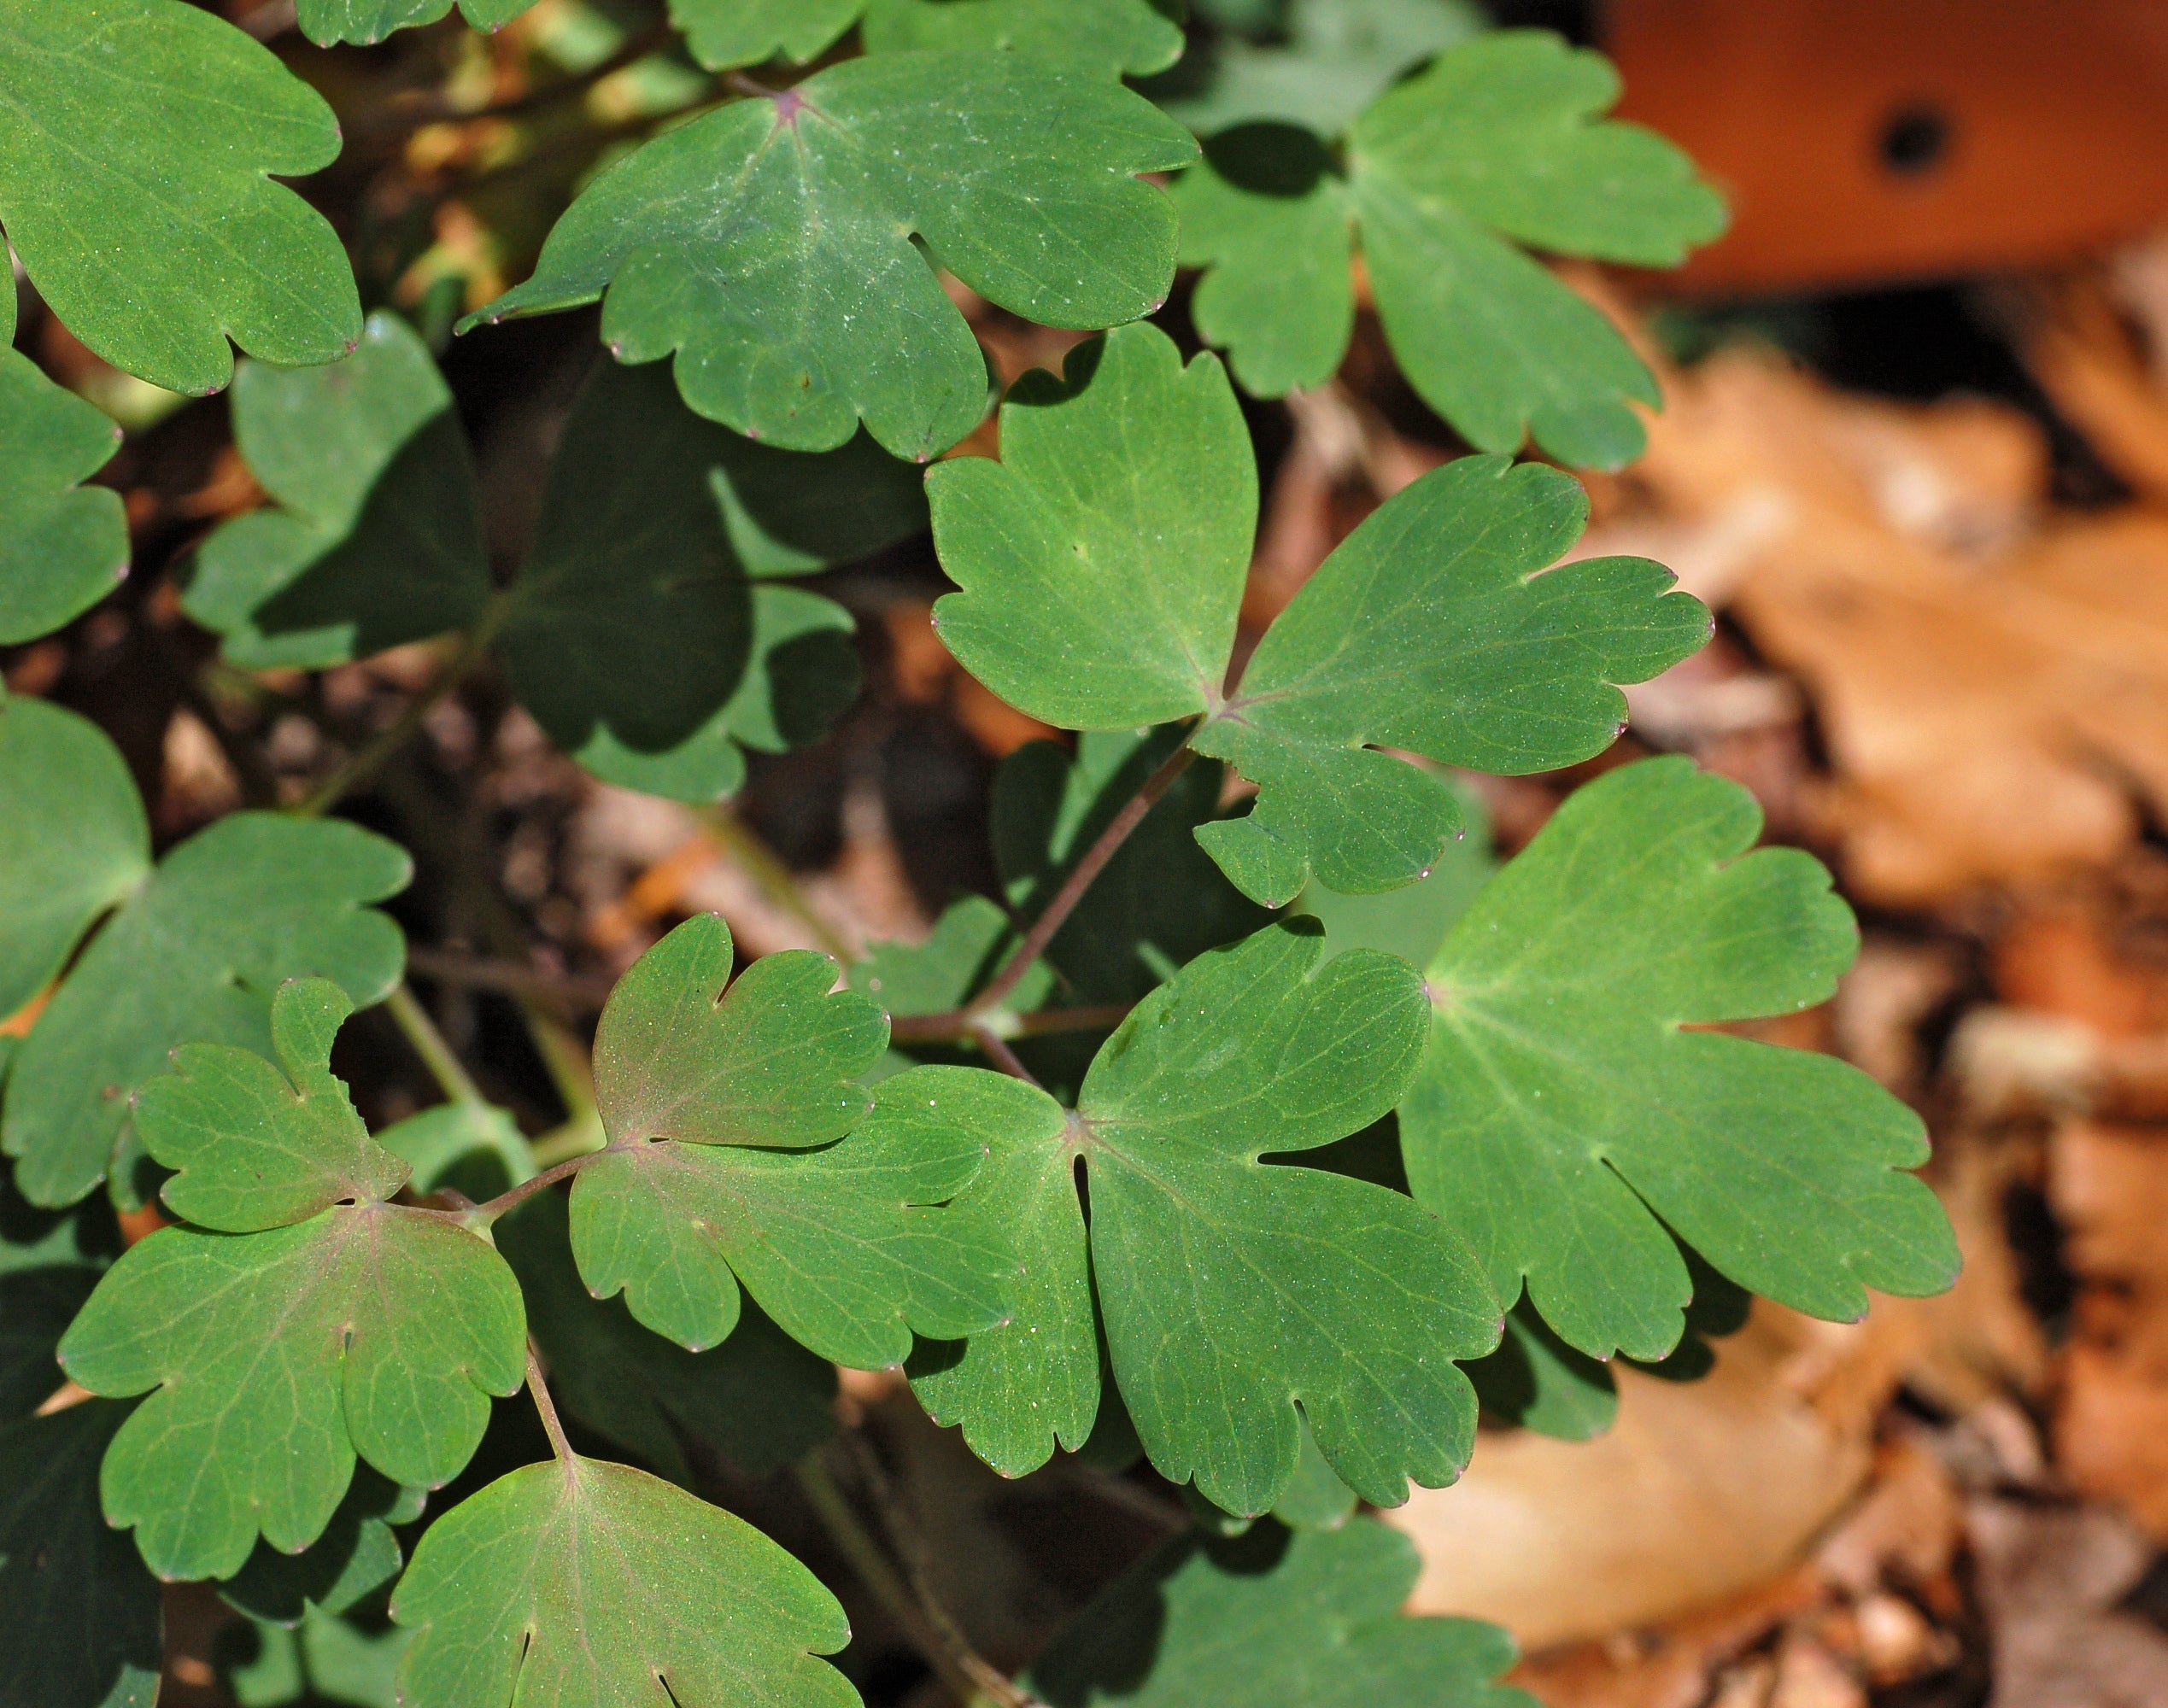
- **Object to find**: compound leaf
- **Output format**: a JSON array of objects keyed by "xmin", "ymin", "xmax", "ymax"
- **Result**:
[
  {"xmin": 3, "ymin": 798, "xmax": 410, "ymax": 1210},
  {"xmin": 61, "ymin": 1204, "xmax": 525, "ymax": 1578},
  {"xmin": 0, "ymin": 697, "xmax": 149, "ymax": 1023},
  {"xmin": 1191, "ymin": 454, "xmax": 1708, "ymax": 904},
  {"xmin": 929, "ymin": 328, "xmax": 1708, "ymax": 902},
  {"xmin": 501, "ymin": 1188, "xmax": 835, "ymax": 1485},
  {"xmin": 1400, "ymin": 757, "xmax": 1962, "ymax": 1363},
  {"xmin": 220, "ymin": 1467, "xmax": 424, "ymax": 1626},
  {"xmin": 1293, "ymin": 775, "xmax": 1492, "ymax": 965},
  {"xmin": 911, "ymin": 921, "xmax": 1499, "ymax": 1514},
  {"xmin": 0, "ymin": 290, "xmax": 127, "ymax": 645},
  {"xmin": 931, "ymin": 325, "xmax": 1254, "ymax": 731},
  {"xmin": 390, "ymin": 1455, "xmax": 856, "ymax": 1708},
  {"xmin": 569, "ymin": 913, "xmax": 1009, "ymax": 1369},
  {"xmin": 0, "ymin": 0, "xmax": 360, "ymax": 395},
  {"xmin": 137, "ymin": 979, "xmax": 412, "ymax": 1234},
  {"xmin": 1031, "ymin": 1517, "xmax": 1533, "ymax": 1708},
  {"xmin": 505, "ymin": 360, "xmax": 905, "ymax": 802},
  {"xmin": 470, "ymin": 56, "xmax": 1196, "ymax": 459},
  {"xmin": 0, "ymin": 1401, "xmax": 163, "ymax": 1708},
  {"xmin": 1175, "ymin": 31, "xmax": 1726, "ymax": 466},
  {"xmin": 185, "ymin": 313, "xmax": 489, "ymax": 670},
  {"xmin": 295, "ymin": 0, "xmax": 536, "ymax": 47}
]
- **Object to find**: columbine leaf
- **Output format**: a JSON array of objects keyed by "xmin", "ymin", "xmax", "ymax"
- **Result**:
[
  {"xmin": 503, "ymin": 360, "xmax": 905, "ymax": 803},
  {"xmin": 501, "ymin": 1188, "xmax": 835, "ymax": 1485},
  {"xmin": 184, "ymin": 313, "xmax": 489, "ymax": 670},
  {"xmin": 0, "ymin": 1401, "xmax": 163, "ymax": 1708},
  {"xmin": 1031, "ymin": 1517, "xmax": 1534, "ymax": 1708},
  {"xmin": 220, "ymin": 1466, "xmax": 424, "ymax": 1625},
  {"xmin": 1172, "ymin": 31, "xmax": 1726, "ymax": 467},
  {"xmin": 909, "ymin": 920, "xmax": 1498, "ymax": 1515},
  {"xmin": 468, "ymin": 56, "xmax": 1196, "ymax": 459},
  {"xmin": 851, "ymin": 896, "xmax": 1052, "ymax": 1023},
  {"xmin": 225, "ymin": 1609, "xmax": 408, "ymax": 1708},
  {"xmin": 0, "ymin": 0, "xmax": 360, "ymax": 395},
  {"xmin": 138, "ymin": 980, "xmax": 412, "ymax": 1233},
  {"xmin": 993, "ymin": 725, "xmax": 1269, "ymax": 1003},
  {"xmin": 1293, "ymin": 774, "xmax": 1492, "ymax": 965},
  {"xmin": 295, "ymin": 0, "xmax": 536, "ymax": 47},
  {"xmin": 390, "ymin": 1454, "xmax": 856, "ymax": 1708},
  {"xmin": 931, "ymin": 325, "xmax": 1708, "ymax": 903},
  {"xmin": 61, "ymin": 1210, "xmax": 524, "ymax": 1579},
  {"xmin": 0, "ymin": 289, "xmax": 127, "ymax": 645},
  {"xmin": 57, "ymin": 1001, "xmax": 523, "ymax": 1578},
  {"xmin": 1399, "ymin": 757, "xmax": 1962, "ymax": 1363},
  {"xmin": 1146, "ymin": 0, "xmax": 1481, "ymax": 137},
  {"xmin": 568, "ymin": 913, "xmax": 1009, "ymax": 1368},
  {"xmin": 1462, "ymin": 1302, "xmax": 1615, "ymax": 1442},
  {"xmin": 664, "ymin": 0, "xmax": 862, "ymax": 70},
  {"xmin": 859, "ymin": 0, "xmax": 1185, "ymax": 78},
  {"xmin": 932, "ymin": 325, "xmax": 1254, "ymax": 730},
  {"xmin": 0, "ymin": 697, "xmax": 149, "ymax": 1022},
  {"xmin": 2, "ymin": 769, "xmax": 410, "ymax": 1208},
  {"xmin": 378, "ymin": 1101, "xmax": 536, "ymax": 1204}
]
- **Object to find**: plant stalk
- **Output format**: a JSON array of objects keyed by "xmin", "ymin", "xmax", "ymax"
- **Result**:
[{"xmin": 384, "ymin": 982, "xmax": 487, "ymax": 1108}]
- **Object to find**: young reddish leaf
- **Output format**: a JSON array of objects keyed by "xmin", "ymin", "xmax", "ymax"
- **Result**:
[
  {"xmin": 0, "ymin": 0, "xmax": 360, "ymax": 395},
  {"xmin": 1400, "ymin": 758, "xmax": 1962, "ymax": 1362},
  {"xmin": 391, "ymin": 1455, "xmax": 857, "ymax": 1708}
]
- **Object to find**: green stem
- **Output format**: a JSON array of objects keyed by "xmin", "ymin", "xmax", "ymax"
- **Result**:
[
  {"xmin": 291, "ymin": 601, "xmax": 507, "ymax": 818},
  {"xmin": 524, "ymin": 1339, "xmax": 573, "ymax": 1463},
  {"xmin": 384, "ymin": 983, "xmax": 486, "ymax": 1107},
  {"xmin": 700, "ymin": 804, "xmax": 857, "ymax": 964}
]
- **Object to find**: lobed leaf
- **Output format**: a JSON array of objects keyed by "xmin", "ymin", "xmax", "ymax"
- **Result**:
[
  {"xmin": 469, "ymin": 54, "xmax": 1196, "ymax": 459},
  {"xmin": 0, "ymin": 289, "xmax": 127, "ymax": 645},
  {"xmin": 1399, "ymin": 757, "xmax": 1962, "ymax": 1362},
  {"xmin": 910, "ymin": 921, "xmax": 1500, "ymax": 1515},
  {"xmin": 669, "ymin": 0, "xmax": 1181, "ymax": 76},
  {"xmin": 504, "ymin": 360, "xmax": 906, "ymax": 802},
  {"xmin": 225, "ymin": 1609, "xmax": 409, "ymax": 1708},
  {"xmin": 391, "ymin": 1454, "xmax": 857, "ymax": 1708},
  {"xmin": 0, "ymin": 0, "xmax": 360, "ymax": 395},
  {"xmin": 931, "ymin": 325, "xmax": 1708, "ymax": 904},
  {"xmin": 185, "ymin": 313, "xmax": 490, "ymax": 670},
  {"xmin": 501, "ymin": 1188, "xmax": 835, "ymax": 1485},
  {"xmin": 1172, "ymin": 31, "xmax": 1727, "ymax": 467},
  {"xmin": 569, "ymin": 914, "xmax": 1010, "ymax": 1368},
  {"xmin": 296, "ymin": 0, "xmax": 536, "ymax": 46},
  {"xmin": 219, "ymin": 1467, "xmax": 424, "ymax": 1627},
  {"xmin": 1030, "ymin": 1516, "xmax": 1534, "ymax": 1708}
]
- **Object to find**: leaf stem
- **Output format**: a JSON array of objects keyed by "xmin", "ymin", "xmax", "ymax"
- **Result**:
[
  {"xmin": 406, "ymin": 947, "xmax": 618, "ymax": 1016},
  {"xmin": 906, "ymin": 740, "xmax": 1197, "ymax": 1036},
  {"xmin": 793, "ymin": 1448, "xmax": 1037, "ymax": 1708},
  {"xmin": 472, "ymin": 1152, "xmax": 599, "ymax": 1225},
  {"xmin": 700, "ymin": 804, "xmax": 858, "ymax": 965},
  {"xmin": 525, "ymin": 1338, "xmax": 573, "ymax": 1464},
  {"xmin": 888, "ymin": 1003, "xmax": 1132, "ymax": 1044},
  {"xmin": 968, "ymin": 1024, "xmax": 1042, "ymax": 1090},
  {"xmin": 384, "ymin": 983, "xmax": 486, "ymax": 1108},
  {"xmin": 290, "ymin": 600, "xmax": 508, "ymax": 818}
]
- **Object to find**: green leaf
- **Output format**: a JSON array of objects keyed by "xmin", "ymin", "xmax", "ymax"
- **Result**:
[
  {"xmin": 225, "ymin": 1608, "xmax": 409, "ymax": 1708},
  {"xmin": 1148, "ymin": 0, "xmax": 1482, "ymax": 137},
  {"xmin": 378, "ymin": 1101, "xmax": 536, "ymax": 1203},
  {"xmin": 469, "ymin": 56, "xmax": 1196, "ymax": 459},
  {"xmin": 665, "ymin": 0, "xmax": 862, "ymax": 71},
  {"xmin": 931, "ymin": 325, "xmax": 1253, "ymax": 730},
  {"xmin": 860, "ymin": 0, "xmax": 1186, "ymax": 79},
  {"xmin": 3, "ymin": 802, "xmax": 411, "ymax": 1210},
  {"xmin": 220, "ymin": 1467, "xmax": 424, "ymax": 1626},
  {"xmin": 993, "ymin": 726, "xmax": 1269, "ymax": 1003},
  {"xmin": 185, "ymin": 313, "xmax": 489, "ymax": 670},
  {"xmin": 0, "ymin": 0, "xmax": 360, "ymax": 395},
  {"xmin": 1292, "ymin": 773, "xmax": 1491, "ymax": 965},
  {"xmin": 1462, "ymin": 1302, "xmax": 1615, "ymax": 1442},
  {"xmin": 501, "ymin": 1187, "xmax": 835, "ymax": 1484},
  {"xmin": 0, "ymin": 1401, "xmax": 163, "ymax": 1708},
  {"xmin": 505, "ymin": 360, "xmax": 900, "ymax": 802},
  {"xmin": 61, "ymin": 1205, "xmax": 526, "ymax": 1578},
  {"xmin": 910, "ymin": 921, "xmax": 1499, "ymax": 1514},
  {"xmin": 0, "ymin": 697, "xmax": 149, "ymax": 1021},
  {"xmin": 851, "ymin": 895, "xmax": 1052, "ymax": 1021},
  {"xmin": 0, "ymin": 307, "xmax": 127, "ymax": 645},
  {"xmin": 568, "ymin": 913, "xmax": 1009, "ymax": 1368},
  {"xmin": 1399, "ymin": 757, "xmax": 1962, "ymax": 1363},
  {"xmin": 391, "ymin": 1454, "xmax": 857, "ymax": 1708},
  {"xmin": 1030, "ymin": 1516, "xmax": 1533, "ymax": 1708},
  {"xmin": 138, "ymin": 979, "xmax": 413, "ymax": 1233},
  {"xmin": 296, "ymin": 0, "xmax": 536, "ymax": 48},
  {"xmin": 1173, "ymin": 32, "xmax": 1727, "ymax": 466},
  {"xmin": 1269, "ymin": 1413, "xmax": 1358, "ymax": 1531},
  {"xmin": 929, "ymin": 327, "xmax": 1708, "ymax": 901},
  {"xmin": 1191, "ymin": 455, "xmax": 1708, "ymax": 904}
]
